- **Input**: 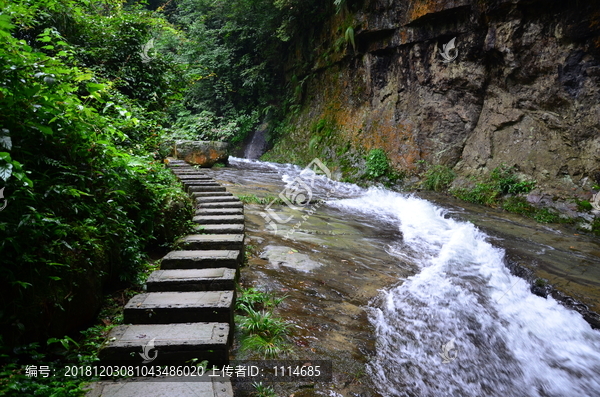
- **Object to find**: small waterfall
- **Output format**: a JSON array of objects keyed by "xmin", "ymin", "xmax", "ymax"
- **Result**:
[{"xmin": 243, "ymin": 125, "xmax": 268, "ymax": 160}]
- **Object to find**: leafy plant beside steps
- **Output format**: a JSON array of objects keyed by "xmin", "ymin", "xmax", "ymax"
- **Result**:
[{"xmin": 235, "ymin": 287, "xmax": 293, "ymax": 359}]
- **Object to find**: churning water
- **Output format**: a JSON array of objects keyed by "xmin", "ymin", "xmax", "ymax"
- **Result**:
[
  {"xmin": 231, "ymin": 158, "xmax": 600, "ymax": 397},
  {"xmin": 333, "ymin": 190, "xmax": 600, "ymax": 397}
]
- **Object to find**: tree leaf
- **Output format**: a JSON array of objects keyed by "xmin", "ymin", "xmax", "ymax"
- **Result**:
[
  {"xmin": 0, "ymin": 162, "xmax": 13, "ymax": 182},
  {"xmin": 0, "ymin": 135, "xmax": 12, "ymax": 150}
]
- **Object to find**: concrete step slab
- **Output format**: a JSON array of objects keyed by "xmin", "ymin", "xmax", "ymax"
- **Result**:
[
  {"xmin": 194, "ymin": 224, "xmax": 245, "ymax": 234},
  {"xmin": 195, "ymin": 208, "xmax": 243, "ymax": 216},
  {"xmin": 177, "ymin": 234, "xmax": 244, "ymax": 251},
  {"xmin": 198, "ymin": 202, "xmax": 243, "ymax": 209},
  {"xmin": 182, "ymin": 181, "xmax": 219, "ymax": 186},
  {"xmin": 161, "ymin": 250, "xmax": 241, "ymax": 269},
  {"xmin": 189, "ymin": 186, "xmax": 227, "ymax": 193},
  {"xmin": 196, "ymin": 197, "xmax": 239, "ymax": 205},
  {"xmin": 181, "ymin": 179, "xmax": 221, "ymax": 186},
  {"xmin": 123, "ymin": 291, "xmax": 233, "ymax": 325},
  {"xmin": 193, "ymin": 215, "xmax": 244, "ymax": 225},
  {"xmin": 193, "ymin": 191, "xmax": 233, "ymax": 197},
  {"xmin": 85, "ymin": 376, "xmax": 232, "ymax": 397},
  {"xmin": 177, "ymin": 174, "xmax": 213, "ymax": 180},
  {"xmin": 146, "ymin": 268, "xmax": 236, "ymax": 292},
  {"xmin": 98, "ymin": 323, "xmax": 229, "ymax": 366},
  {"xmin": 171, "ymin": 167, "xmax": 203, "ymax": 174}
]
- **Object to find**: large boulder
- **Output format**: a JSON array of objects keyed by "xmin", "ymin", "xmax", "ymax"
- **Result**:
[{"xmin": 171, "ymin": 140, "xmax": 229, "ymax": 167}]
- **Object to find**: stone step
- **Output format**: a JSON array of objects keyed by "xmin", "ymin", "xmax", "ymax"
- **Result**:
[
  {"xmin": 196, "ymin": 197, "xmax": 239, "ymax": 205},
  {"xmin": 173, "ymin": 172, "xmax": 203, "ymax": 176},
  {"xmin": 177, "ymin": 234, "xmax": 244, "ymax": 251},
  {"xmin": 161, "ymin": 250, "xmax": 241, "ymax": 269},
  {"xmin": 195, "ymin": 208, "xmax": 244, "ymax": 216},
  {"xmin": 185, "ymin": 184, "xmax": 221, "ymax": 192},
  {"xmin": 146, "ymin": 268, "xmax": 236, "ymax": 292},
  {"xmin": 188, "ymin": 185, "xmax": 227, "ymax": 193},
  {"xmin": 193, "ymin": 191, "xmax": 233, "ymax": 197},
  {"xmin": 123, "ymin": 291, "xmax": 234, "ymax": 325},
  {"xmin": 194, "ymin": 224, "xmax": 245, "ymax": 234},
  {"xmin": 198, "ymin": 201, "xmax": 243, "ymax": 209},
  {"xmin": 182, "ymin": 180, "xmax": 219, "ymax": 186},
  {"xmin": 169, "ymin": 166, "xmax": 199, "ymax": 170},
  {"xmin": 98, "ymin": 322, "xmax": 229, "ymax": 366},
  {"xmin": 171, "ymin": 169, "xmax": 202, "ymax": 174},
  {"xmin": 86, "ymin": 376, "xmax": 232, "ymax": 397},
  {"xmin": 177, "ymin": 174, "xmax": 213, "ymax": 180},
  {"xmin": 193, "ymin": 215, "xmax": 244, "ymax": 224},
  {"xmin": 166, "ymin": 161, "xmax": 189, "ymax": 167}
]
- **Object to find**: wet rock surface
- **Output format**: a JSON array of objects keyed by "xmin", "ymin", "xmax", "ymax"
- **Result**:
[{"xmin": 271, "ymin": 0, "xmax": 600, "ymax": 207}]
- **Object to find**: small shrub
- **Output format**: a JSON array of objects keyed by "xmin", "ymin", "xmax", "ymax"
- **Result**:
[
  {"xmin": 452, "ymin": 165, "xmax": 535, "ymax": 206},
  {"xmin": 236, "ymin": 287, "xmax": 286, "ymax": 312},
  {"xmin": 236, "ymin": 194, "xmax": 285, "ymax": 205},
  {"xmin": 253, "ymin": 382, "xmax": 277, "ymax": 397},
  {"xmin": 365, "ymin": 149, "xmax": 389, "ymax": 179},
  {"xmin": 533, "ymin": 208, "xmax": 560, "ymax": 223},
  {"xmin": 423, "ymin": 165, "xmax": 456, "ymax": 192},
  {"xmin": 502, "ymin": 196, "xmax": 535, "ymax": 215},
  {"xmin": 452, "ymin": 183, "xmax": 499, "ymax": 206},
  {"xmin": 237, "ymin": 307, "xmax": 292, "ymax": 359},
  {"xmin": 490, "ymin": 164, "xmax": 535, "ymax": 194}
]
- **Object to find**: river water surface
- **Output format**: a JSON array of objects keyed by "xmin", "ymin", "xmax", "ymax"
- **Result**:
[{"xmin": 204, "ymin": 158, "xmax": 600, "ymax": 397}]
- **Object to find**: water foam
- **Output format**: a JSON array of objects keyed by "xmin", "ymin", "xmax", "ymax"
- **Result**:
[{"xmin": 331, "ymin": 188, "xmax": 600, "ymax": 397}]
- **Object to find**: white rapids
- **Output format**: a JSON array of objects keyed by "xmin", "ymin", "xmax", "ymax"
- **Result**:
[{"xmin": 332, "ymin": 189, "xmax": 600, "ymax": 397}]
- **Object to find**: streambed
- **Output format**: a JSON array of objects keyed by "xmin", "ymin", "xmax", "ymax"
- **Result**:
[{"xmin": 202, "ymin": 158, "xmax": 600, "ymax": 397}]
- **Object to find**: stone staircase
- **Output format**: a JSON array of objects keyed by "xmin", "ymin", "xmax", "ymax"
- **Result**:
[{"xmin": 86, "ymin": 160, "xmax": 241, "ymax": 396}]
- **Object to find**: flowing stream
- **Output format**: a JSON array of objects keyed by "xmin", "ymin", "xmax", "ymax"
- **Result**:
[
  {"xmin": 333, "ymin": 190, "xmax": 600, "ymax": 397},
  {"xmin": 211, "ymin": 158, "xmax": 600, "ymax": 397}
]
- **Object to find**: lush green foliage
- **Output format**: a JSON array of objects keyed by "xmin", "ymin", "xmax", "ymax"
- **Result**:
[
  {"xmin": 236, "ymin": 286, "xmax": 287, "ymax": 312},
  {"xmin": 236, "ymin": 287, "xmax": 292, "ymax": 359},
  {"xmin": 452, "ymin": 165, "xmax": 535, "ymax": 206},
  {"xmin": 449, "ymin": 165, "xmax": 574, "ymax": 224},
  {"xmin": 365, "ymin": 149, "xmax": 389, "ymax": 179},
  {"xmin": 160, "ymin": 0, "xmax": 282, "ymax": 144},
  {"xmin": 0, "ymin": 288, "xmax": 131, "ymax": 396},
  {"xmin": 236, "ymin": 307, "xmax": 292, "ymax": 359},
  {"xmin": 252, "ymin": 382, "xmax": 277, "ymax": 397},
  {"xmin": 423, "ymin": 165, "xmax": 456, "ymax": 192},
  {"xmin": 237, "ymin": 193, "xmax": 284, "ymax": 205},
  {"xmin": 0, "ymin": 0, "xmax": 192, "ymax": 351}
]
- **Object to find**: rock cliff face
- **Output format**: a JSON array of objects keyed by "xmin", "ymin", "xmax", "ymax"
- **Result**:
[{"xmin": 273, "ymin": 0, "xmax": 600, "ymax": 204}]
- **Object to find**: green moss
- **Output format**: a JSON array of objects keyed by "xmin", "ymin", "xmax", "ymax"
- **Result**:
[
  {"xmin": 576, "ymin": 200, "xmax": 593, "ymax": 211},
  {"xmin": 592, "ymin": 219, "xmax": 600, "ymax": 236},
  {"xmin": 534, "ymin": 278, "xmax": 547, "ymax": 288}
]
